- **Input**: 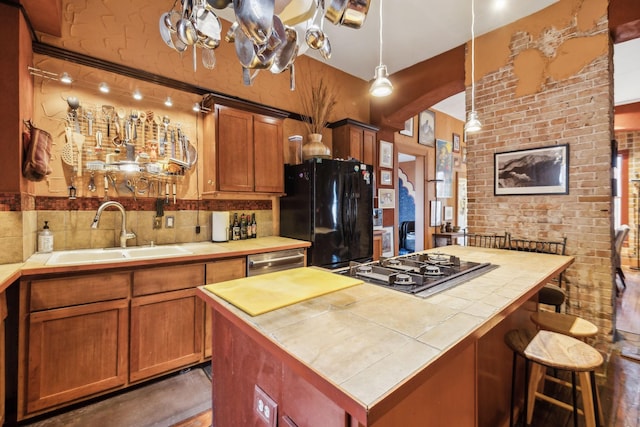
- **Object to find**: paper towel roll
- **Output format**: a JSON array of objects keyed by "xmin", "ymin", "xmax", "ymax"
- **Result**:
[{"xmin": 211, "ymin": 211, "xmax": 229, "ymax": 242}]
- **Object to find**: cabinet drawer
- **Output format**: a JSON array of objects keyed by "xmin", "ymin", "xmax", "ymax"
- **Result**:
[
  {"xmin": 29, "ymin": 273, "xmax": 130, "ymax": 311},
  {"xmin": 205, "ymin": 258, "xmax": 246, "ymax": 284},
  {"xmin": 133, "ymin": 264, "xmax": 205, "ymax": 296}
]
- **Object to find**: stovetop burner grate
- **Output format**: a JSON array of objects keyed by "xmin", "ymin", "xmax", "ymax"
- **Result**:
[{"xmin": 339, "ymin": 252, "xmax": 496, "ymax": 297}]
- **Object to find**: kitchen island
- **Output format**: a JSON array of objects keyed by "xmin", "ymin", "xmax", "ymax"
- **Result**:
[{"xmin": 197, "ymin": 245, "xmax": 574, "ymax": 427}]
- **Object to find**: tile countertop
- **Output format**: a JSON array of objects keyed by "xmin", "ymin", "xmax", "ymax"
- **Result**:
[
  {"xmin": 198, "ymin": 245, "xmax": 574, "ymax": 409},
  {"xmin": 16, "ymin": 237, "xmax": 310, "ymax": 277}
]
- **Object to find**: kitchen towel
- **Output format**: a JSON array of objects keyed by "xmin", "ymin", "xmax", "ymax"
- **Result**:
[{"xmin": 204, "ymin": 267, "xmax": 363, "ymax": 316}]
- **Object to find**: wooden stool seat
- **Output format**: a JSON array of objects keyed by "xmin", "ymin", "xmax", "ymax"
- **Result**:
[
  {"xmin": 524, "ymin": 330, "xmax": 603, "ymax": 371},
  {"xmin": 531, "ymin": 311, "xmax": 598, "ymax": 339},
  {"xmin": 525, "ymin": 330, "xmax": 603, "ymax": 427}
]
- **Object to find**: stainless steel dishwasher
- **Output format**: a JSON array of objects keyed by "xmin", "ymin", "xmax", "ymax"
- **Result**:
[{"xmin": 246, "ymin": 248, "xmax": 306, "ymax": 276}]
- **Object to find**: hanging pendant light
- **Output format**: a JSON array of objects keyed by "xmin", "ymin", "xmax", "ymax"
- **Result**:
[
  {"xmin": 370, "ymin": 0, "xmax": 392, "ymax": 97},
  {"xmin": 464, "ymin": 0, "xmax": 482, "ymax": 133}
]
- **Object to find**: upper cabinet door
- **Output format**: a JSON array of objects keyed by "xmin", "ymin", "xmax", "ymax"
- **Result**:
[
  {"xmin": 253, "ymin": 114, "xmax": 284, "ymax": 193},
  {"xmin": 216, "ymin": 106, "xmax": 254, "ymax": 192},
  {"xmin": 210, "ymin": 105, "xmax": 284, "ymax": 194}
]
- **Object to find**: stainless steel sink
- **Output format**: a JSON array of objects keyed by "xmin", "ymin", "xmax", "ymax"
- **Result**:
[{"xmin": 46, "ymin": 245, "xmax": 192, "ymax": 265}]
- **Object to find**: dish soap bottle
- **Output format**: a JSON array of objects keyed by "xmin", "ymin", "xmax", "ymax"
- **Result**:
[{"xmin": 38, "ymin": 221, "xmax": 54, "ymax": 253}]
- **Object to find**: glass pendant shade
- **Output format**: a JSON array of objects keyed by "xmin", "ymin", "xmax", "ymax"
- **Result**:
[
  {"xmin": 370, "ymin": 65, "xmax": 393, "ymax": 97},
  {"xmin": 464, "ymin": 110, "xmax": 482, "ymax": 133}
]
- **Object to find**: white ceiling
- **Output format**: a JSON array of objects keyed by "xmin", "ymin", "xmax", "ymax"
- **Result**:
[{"xmin": 217, "ymin": 0, "xmax": 640, "ymax": 121}]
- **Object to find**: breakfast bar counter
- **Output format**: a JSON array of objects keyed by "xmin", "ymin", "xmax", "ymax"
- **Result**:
[{"xmin": 197, "ymin": 245, "xmax": 574, "ymax": 427}]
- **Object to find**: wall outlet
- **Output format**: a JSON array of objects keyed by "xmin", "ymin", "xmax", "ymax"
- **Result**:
[
  {"xmin": 165, "ymin": 216, "xmax": 174, "ymax": 228},
  {"xmin": 253, "ymin": 385, "xmax": 277, "ymax": 427}
]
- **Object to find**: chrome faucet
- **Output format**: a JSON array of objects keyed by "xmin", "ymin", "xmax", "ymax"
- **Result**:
[{"xmin": 91, "ymin": 201, "xmax": 136, "ymax": 248}]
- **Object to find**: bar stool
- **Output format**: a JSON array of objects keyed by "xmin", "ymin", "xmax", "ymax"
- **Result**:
[
  {"xmin": 531, "ymin": 311, "xmax": 598, "ymax": 340},
  {"xmin": 525, "ymin": 330, "xmax": 603, "ymax": 427},
  {"xmin": 504, "ymin": 329, "xmax": 535, "ymax": 427},
  {"xmin": 505, "ymin": 329, "xmax": 603, "ymax": 427}
]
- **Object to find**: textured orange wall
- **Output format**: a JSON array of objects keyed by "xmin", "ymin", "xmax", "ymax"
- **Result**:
[{"xmin": 467, "ymin": 0, "xmax": 608, "ymax": 97}]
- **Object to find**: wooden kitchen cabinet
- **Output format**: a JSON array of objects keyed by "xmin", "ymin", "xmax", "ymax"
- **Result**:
[
  {"xmin": 130, "ymin": 264, "xmax": 205, "ymax": 383},
  {"xmin": 204, "ymin": 103, "xmax": 284, "ymax": 194},
  {"xmin": 331, "ymin": 119, "xmax": 378, "ymax": 166},
  {"xmin": 19, "ymin": 273, "xmax": 130, "ymax": 418},
  {"xmin": 204, "ymin": 257, "xmax": 246, "ymax": 358}
]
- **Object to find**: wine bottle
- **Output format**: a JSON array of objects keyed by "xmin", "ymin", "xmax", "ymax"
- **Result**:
[
  {"xmin": 232, "ymin": 213, "xmax": 240, "ymax": 241},
  {"xmin": 240, "ymin": 213, "xmax": 247, "ymax": 240},
  {"xmin": 250, "ymin": 213, "xmax": 257, "ymax": 238}
]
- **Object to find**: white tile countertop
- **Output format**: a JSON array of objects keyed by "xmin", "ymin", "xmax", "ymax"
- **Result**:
[{"xmin": 198, "ymin": 245, "xmax": 574, "ymax": 409}]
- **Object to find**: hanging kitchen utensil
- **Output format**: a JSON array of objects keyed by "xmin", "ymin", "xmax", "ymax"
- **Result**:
[
  {"xmin": 207, "ymin": 0, "xmax": 231, "ymax": 9},
  {"xmin": 305, "ymin": 4, "xmax": 325, "ymax": 50},
  {"xmin": 340, "ymin": 0, "xmax": 370, "ymax": 29},
  {"xmin": 95, "ymin": 130, "xmax": 103, "ymax": 150},
  {"xmin": 67, "ymin": 96, "xmax": 81, "ymax": 133},
  {"xmin": 88, "ymin": 171, "xmax": 96, "ymax": 192},
  {"xmin": 177, "ymin": 0, "xmax": 198, "ymax": 46},
  {"xmin": 61, "ymin": 140, "xmax": 75, "ymax": 167},
  {"xmin": 102, "ymin": 105, "xmax": 114, "ymax": 137},
  {"xmin": 325, "ymin": 0, "xmax": 348, "ymax": 24},
  {"xmin": 160, "ymin": 12, "xmax": 177, "ymax": 50},
  {"xmin": 195, "ymin": 0, "xmax": 222, "ymax": 48},
  {"xmin": 167, "ymin": 11, "xmax": 189, "ymax": 52},
  {"xmin": 85, "ymin": 110, "xmax": 94, "ymax": 136},
  {"xmin": 319, "ymin": 15, "xmax": 331, "ymax": 60},
  {"xmin": 202, "ymin": 47, "xmax": 216, "ymax": 69},
  {"xmin": 270, "ymin": 25, "xmax": 298, "ymax": 73},
  {"xmin": 225, "ymin": 21, "xmax": 239, "ymax": 42},
  {"xmin": 233, "ymin": 0, "xmax": 275, "ymax": 46},
  {"xmin": 73, "ymin": 131, "xmax": 85, "ymax": 177}
]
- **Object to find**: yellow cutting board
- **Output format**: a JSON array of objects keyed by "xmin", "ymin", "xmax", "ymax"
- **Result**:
[{"xmin": 204, "ymin": 267, "xmax": 363, "ymax": 316}]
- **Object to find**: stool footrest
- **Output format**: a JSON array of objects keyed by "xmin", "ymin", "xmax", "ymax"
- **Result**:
[{"xmin": 534, "ymin": 392, "xmax": 585, "ymax": 415}]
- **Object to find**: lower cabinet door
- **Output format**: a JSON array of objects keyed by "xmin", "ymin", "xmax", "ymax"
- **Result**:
[
  {"xmin": 25, "ymin": 299, "xmax": 129, "ymax": 416},
  {"xmin": 129, "ymin": 288, "xmax": 203, "ymax": 383}
]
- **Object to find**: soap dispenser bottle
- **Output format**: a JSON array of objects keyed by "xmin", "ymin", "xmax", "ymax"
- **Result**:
[{"xmin": 38, "ymin": 221, "xmax": 54, "ymax": 253}]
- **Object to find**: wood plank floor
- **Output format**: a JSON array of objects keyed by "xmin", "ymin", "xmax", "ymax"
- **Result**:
[{"xmin": 14, "ymin": 271, "xmax": 640, "ymax": 427}]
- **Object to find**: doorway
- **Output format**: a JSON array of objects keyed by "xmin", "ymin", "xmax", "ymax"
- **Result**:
[{"xmin": 397, "ymin": 148, "xmax": 425, "ymax": 254}]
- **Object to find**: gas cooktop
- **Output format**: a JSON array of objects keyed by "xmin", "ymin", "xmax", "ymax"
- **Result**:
[{"xmin": 336, "ymin": 252, "xmax": 496, "ymax": 298}]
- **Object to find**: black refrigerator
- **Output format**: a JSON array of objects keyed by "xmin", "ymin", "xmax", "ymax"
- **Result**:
[{"xmin": 280, "ymin": 158, "xmax": 374, "ymax": 269}]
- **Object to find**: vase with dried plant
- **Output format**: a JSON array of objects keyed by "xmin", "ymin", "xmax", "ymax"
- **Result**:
[{"xmin": 299, "ymin": 78, "xmax": 337, "ymax": 159}]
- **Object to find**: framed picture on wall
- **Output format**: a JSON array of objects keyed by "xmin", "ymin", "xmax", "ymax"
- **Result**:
[
  {"xmin": 494, "ymin": 144, "xmax": 569, "ymax": 195},
  {"xmin": 453, "ymin": 133, "xmax": 461, "ymax": 153},
  {"xmin": 444, "ymin": 206, "xmax": 454, "ymax": 221},
  {"xmin": 380, "ymin": 169, "xmax": 393, "ymax": 186},
  {"xmin": 379, "ymin": 140, "xmax": 393, "ymax": 168},
  {"xmin": 400, "ymin": 117, "xmax": 414, "ymax": 137},
  {"xmin": 418, "ymin": 110, "xmax": 435, "ymax": 146},
  {"xmin": 378, "ymin": 188, "xmax": 395, "ymax": 209}
]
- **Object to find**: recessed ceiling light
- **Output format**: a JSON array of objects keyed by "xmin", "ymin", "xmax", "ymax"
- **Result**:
[
  {"xmin": 494, "ymin": 0, "xmax": 507, "ymax": 10},
  {"xmin": 132, "ymin": 90, "xmax": 142, "ymax": 101},
  {"xmin": 192, "ymin": 103, "xmax": 201, "ymax": 112},
  {"xmin": 164, "ymin": 97, "xmax": 173, "ymax": 107},
  {"xmin": 99, "ymin": 82, "xmax": 110, "ymax": 93}
]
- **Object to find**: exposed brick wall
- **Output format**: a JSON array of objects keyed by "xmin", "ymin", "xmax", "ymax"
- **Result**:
[{"xmin": 466, "ymin": 13, "xmax": 615, "ymax": 342}]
